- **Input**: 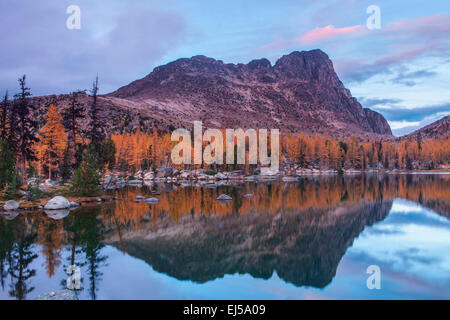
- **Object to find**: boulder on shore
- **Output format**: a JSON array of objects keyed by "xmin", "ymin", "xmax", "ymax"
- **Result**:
[
  {"xmin": 143, "ymin": 172, "xmax": 154, "ymax": 180},
  {"xmin": 44, "ymin": 179, "xmax": 57, "ymax": 186},
  {"xmin": 27, "ymin": 177, "xmax": 39, "ymax": 186},
  {"xmin": 156, "ymin": 167, "xmax": 174, "ymax": 178},
  {"xmin": 44, "ymin": 196, "xmax": 70, "ymax": 210},
  {"xmin": 4, "ymin": 200, "xmax": 19, "ymax": 211},
  {"xmin": 216, "ymin": 172, "xmax": 228, "ymax": 180}
]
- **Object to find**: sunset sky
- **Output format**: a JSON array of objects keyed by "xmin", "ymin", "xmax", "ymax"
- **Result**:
[{"xmin": 1, "ymin": 0, "xmax": 449, "ymax": 135}]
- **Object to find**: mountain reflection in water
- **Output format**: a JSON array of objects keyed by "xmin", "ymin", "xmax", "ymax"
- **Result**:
[{"xmin": 0, "ymin": 174, "xmax": 449, "ymax": 300}]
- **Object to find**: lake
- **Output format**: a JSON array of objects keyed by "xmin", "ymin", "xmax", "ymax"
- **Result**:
[{"xmin": 0, "ymin": 174, "xmax": 449, "ymax": 300}]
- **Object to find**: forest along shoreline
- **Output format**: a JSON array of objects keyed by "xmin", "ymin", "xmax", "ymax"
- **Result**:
[
  {"xmin": 1, "ymin": 167, "xmax": 449, "ymax": 214},
  {"xmin": 0, "ymin": 76, "xmax": 448, "ymax": 215}
]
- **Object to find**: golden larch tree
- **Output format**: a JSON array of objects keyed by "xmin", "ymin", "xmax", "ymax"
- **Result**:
[{"xmin": 39, "ymin": 104, "xmax": 67, "ymax": 179}]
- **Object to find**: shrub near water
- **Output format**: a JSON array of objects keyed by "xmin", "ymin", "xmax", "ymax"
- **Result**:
[{"xmin": 71, "ymin": 145, "xmax": 100, "ymax": 196}]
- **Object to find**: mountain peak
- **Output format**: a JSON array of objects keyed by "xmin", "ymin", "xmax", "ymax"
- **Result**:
[{"xmin": 107, "ymin": 50, "xmax": 392, "ymax": 137}]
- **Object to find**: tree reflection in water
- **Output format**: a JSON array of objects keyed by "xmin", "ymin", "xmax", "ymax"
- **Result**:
[{"xmin": 0, "ymin": 174, "xmax": 448, "ymax": 299}]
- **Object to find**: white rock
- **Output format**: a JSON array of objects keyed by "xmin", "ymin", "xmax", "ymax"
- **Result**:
[
  {"xmin": 216, "ymin": 172, "xmax": 228, "ymax": 180},
  {"xmin": 44, "ymin": 196, "xmax": 70, "ymax": 210},
  {"xmin": 44, "ymin": 179, "xmax": 57, "ymax": 186},
  {"xmin": 180, "ymin": 171, "xmax": 190, "ymax": 179},
  {"xmin": 27, "ymin": 177, "xmax": 39, "ymax": 185},
  {"xmin": 143, "ymin": 172, "xmax": 154, "ymax": 180},
  {"xmin": 260, "ymin": 168, "xmax": 279, "ymax": 176},
  {"xmin": 4, "ymin": 200, "xmax": 19, "ymax": 211},
  {"xmin": 135, "ymin": 170, "xmax": 143, "ymax": 179}
]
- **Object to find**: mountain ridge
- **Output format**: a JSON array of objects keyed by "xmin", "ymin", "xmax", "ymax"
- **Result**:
[
  {"xmin": 401, "ymin": 115, "xmax": 449, "ymax": 140},
  {"xmin": 106, "ymin": 49, "xmax": 392, "ymax": 137},
  {"xmin": 25, "ymin": 50, "xmax": 400, "ymax": 138}
]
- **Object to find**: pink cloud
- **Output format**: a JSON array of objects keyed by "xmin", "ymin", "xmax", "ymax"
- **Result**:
[
  {"xmin": 300, "ymin": 24, "xmax": 365, "ymax": 43},
  {"xmin": 386, "ymin": 13, "xmax": 450, "ymax": 35}
]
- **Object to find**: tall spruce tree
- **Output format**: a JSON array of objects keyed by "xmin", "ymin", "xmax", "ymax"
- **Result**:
[
  {"xmin": 0, "ymin": 139, "xmax": 16, "ymax": 189},
  {"xmin": 0, "ymin": 91, "xmax": 8, "ymax": 141},
  {"xmin": 88, "ymin": 76, "xmax": 105, "ymax": 150},
  {"xmin": 71, "ymin": 145, "xmax": 100, "ymax": 196},
  {"xmin": 62, "ymin": 90, "xmax": 85, "ymax": 168},
  {"xmin": 12, "ymin": 75, "xmax": 39, "ymax": 182}
]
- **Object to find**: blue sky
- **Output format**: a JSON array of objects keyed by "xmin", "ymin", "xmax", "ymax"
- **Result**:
[{"xmin": 0, "ymin": 0, "xmax": 449, "ymax": 135}]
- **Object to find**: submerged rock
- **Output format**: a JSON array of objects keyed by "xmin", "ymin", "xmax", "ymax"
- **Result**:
[
  {"xmin": 36, "ymin": 290, "xmax": 77, "ymax": 300},
  {"xmin": 144, "ymin": 198, "xmax": 160, "ymax": 204},
  {"xmin": 69, "ymin": 202, "xmax": 80, "ymax": 208},
  {"xmin": 4, "ymin": 200, "xmax": 19, "ymax": 211},
  {"xmin": 0, "ymin": 211, "xmax": 19, "ymax": 220},
  {"xmin": 217, "ymin": 194, "xmax": 233, "ymax": 201},
  {"xmin": 243, "ymin": 194, "xmax": 255, "ymax": 198},
  {"xmin": 128, "ymin": 180, "xmax": 143, "ymax": 186},
  {"xmin": 45, "ymin": 196, "xmax": 70, "ymax": 210},
  {"xmin": 45, "ymin": 210, "xmax": 70, "ymax": 220},
  {"xmin": 282, "ymin": 176, "xmax": 300, "ymax": 182}
]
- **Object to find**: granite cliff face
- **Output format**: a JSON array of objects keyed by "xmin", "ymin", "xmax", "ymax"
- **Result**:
[{"xmin": 105, "ymin": 49, "xmax": 392, "ymax": 137}]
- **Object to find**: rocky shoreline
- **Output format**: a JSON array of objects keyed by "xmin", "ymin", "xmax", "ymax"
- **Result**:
[
  {"xmin": 1, "ymin": 167, "xmax": 448, "ymax": 216},
  {"xmin": 102, "ymin": 166, "xmax": 450, "ymax": 189}
]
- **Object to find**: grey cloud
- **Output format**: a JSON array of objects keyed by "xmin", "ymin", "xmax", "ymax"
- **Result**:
[
  {"xmin": 372, "ymin": 103, "xmax": 450, "ymax": 122},
  {"xmin": 0, "ymin": 0, "xmax": 186, "ymax": 96},
  {"xmin": 391, "ymin": 69, "xmax": 438, "ymax": 87},
  {"xmin": 358, "ymin": 97, "xmax": 403, "ymax": 108}
]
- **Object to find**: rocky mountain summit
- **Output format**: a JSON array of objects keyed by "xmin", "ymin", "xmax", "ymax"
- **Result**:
[
  {"xmin": 105, "ymin": 49, "xmax": 392, "ymax": 137},
  {"xmin": 30, "ymin": 50, "xmax": 393, "ymax": 138}
]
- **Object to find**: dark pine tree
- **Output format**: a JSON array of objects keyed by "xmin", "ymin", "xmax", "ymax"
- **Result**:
[
  {"xmin": 416, "ymin": 131, "xmax": 423, "ymax": 152},
  {"xmin": 0, "ymin": 218, "xmax": 15, "ymax": 291},
  {"xmin": 79, "ymin": 207, "xmax": 107, "ymax": 300},
  {"xmin": 0, "ymin": 91, "xmax": 9, "ymax": 141},
  {"xmin": 8, "ymin": 221, "xmax": 38, "ymax": 300},
  {"xmin": 87, "ymin": 76, "xmax": 105, "ymax": 150},
  {"xmin": 12, "ymin": 75, "xmax": 39, "ymax": 182},
  {"xmin": 62, "ymin": 90, "xmax": 86, "ymax": 169}
]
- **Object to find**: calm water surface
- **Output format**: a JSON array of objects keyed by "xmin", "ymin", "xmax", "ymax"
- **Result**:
[{"xmin": 0, "ymin": 174, "xmax": 449, "ymax": 300}]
